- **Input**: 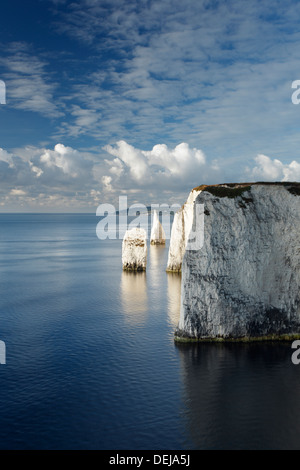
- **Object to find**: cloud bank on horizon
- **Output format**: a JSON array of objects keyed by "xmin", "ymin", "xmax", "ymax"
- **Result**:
[
  {"xmin": 0, "ymin": 141, "xmax": 298, "ymax": 210},
  {"xmin": 0, "ymin": 0, "xmax": 300, "ymax": 210}
]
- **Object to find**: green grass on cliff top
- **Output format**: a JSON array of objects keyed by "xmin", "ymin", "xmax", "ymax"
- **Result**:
[{"xmin": 193, "ymin": 182, "xmax": 300, "ymax": 198}]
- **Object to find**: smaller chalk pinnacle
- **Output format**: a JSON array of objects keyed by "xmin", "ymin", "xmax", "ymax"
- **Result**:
[
  {"xmin": 150, "ymin": 210, "xmax": 166, "ymax": 245},
  {"xmin": 122, "ymin": 227, "xmax": 147, "ymax": 271}
]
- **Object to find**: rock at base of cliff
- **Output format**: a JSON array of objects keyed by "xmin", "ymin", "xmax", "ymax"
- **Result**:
[
  {"xmin": 122, "ymin": 227, "xmax": 147, "ymax": 271},
  {"xmin": 150, "ymin": 210, "xmax": 166, "ymax": 245}
]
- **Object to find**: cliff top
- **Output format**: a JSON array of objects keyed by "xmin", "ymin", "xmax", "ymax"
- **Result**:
[{"xmin": 193, "ymin": 182, "xmax": 300, "ymax": 198}]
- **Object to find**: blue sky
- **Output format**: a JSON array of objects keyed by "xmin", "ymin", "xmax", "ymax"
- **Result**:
[{"xmin": 0, "ymin": 0, "xmax": 300, "ymax": 211}]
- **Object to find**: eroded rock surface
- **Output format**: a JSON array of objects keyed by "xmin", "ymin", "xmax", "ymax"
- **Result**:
[
  {"xmin": 167, "ymin": 189, "xmax": 201, "ymax": 272},
  {"xmin": 176, "ymin": 183, "xmax": 300, "ymax": 341},
  {"xmin": 122, "ymin": 227, "xmax": 147, "ymax": 271}
]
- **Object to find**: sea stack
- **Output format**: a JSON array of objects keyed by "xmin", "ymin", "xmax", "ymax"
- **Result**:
[
  {"xmin": 175, "ymin": 182, "xmax": 300, "ymax": 342},
  {"xmin": 166, "ymin": 188, "xmax": 201, "ymax": 272},
  {"xmin": 150, "ymin": 210, "xmax": 166, "ymax": 245},
  {"xmin": 122, "ymin": 227, "xmax": 147, "ymax": 272}
]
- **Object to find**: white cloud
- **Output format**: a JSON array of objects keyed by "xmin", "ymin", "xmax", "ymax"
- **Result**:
[
  {"xmin": 71, "ymin": 106, "xmax": 99, "ymax": 128},
  {"xmin": 1, "ymin": 139, "xmax": 299, "ymax": 212},
  {"xmin": 44, "ymin": 0, "xmax": 300, "ymax": 167},
  {"xmin": 0, "ymin": 143, "xmax": 104, "ymax": 210},
  {"xmin": 0, "ymin": 148, "xmax": 14, "ymax": 167},
  {"xmin": 102, "ymin": 175, "xmax": 113, "ymax": 192},
  {"xmin": 105, "ymin": 157, "xmax": 124, "ymax": 178},
  {"xmin": 283, "ymin": 160, "xmax": 300, "ymax": 181},
  {"xmin": 2, "ymin": 1, "xmax": 300, "ymax": 172},
  {"xmin": 250, "ymin": 154, "xmax": 300, "ymax": 182},
  {"xmin": 0, "ymin": 44, "xmax": 63, "ymax": 118},
  {"xmin": 104, "ymin": 141, "xmax": 149, "ymax": 181},
  {"xmin": 31, "ymin": 165, "xmax": 44, "ymax": 178},
  {"xmin": 143, "ymin": 143, "xmax": 205, "ymax": 176},
  {"xmin": 0, "ymin": 140, "xmax": 212, "ymax": 209},
  {"xmin": 40, "ymin": 143, "xmax": 91, "ymax": 178},
  {"xmin": 10, "ymin": 189, "xmax": 27, "ymax": 196},
  {"xmin": 90, "ymin": 189, "xmax": 101, "ymax": 202},
  {"xmin": 103, "ymin": 141, "xmax": 206, "ymax": 189}
]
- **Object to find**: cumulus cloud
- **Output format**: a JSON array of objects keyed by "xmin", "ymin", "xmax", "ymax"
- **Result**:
[
  {"xmin": 0, "ymin": 148, "xmax": 14, "ymax": 167},
  {"xmin": 1, "ymin": 139, "xmax": 299, "ymax": 211},
  {"xmin": 143, "ymin": 143, "xmax": 206, "ymax": 177},
  {"xmin": 103, "ymin": 141, "xmax": 207, "ymax": 191},
  {"xmin": 10, "ymin": 189, "xmax": 27, "ymax": 196},
  {"xmin": 102, "ymin": 142, "xmax": 300, "ymax": 201},
  {"xmin": 0, "ymin": 144, "xmax": 98, "ymax": 194},
  {"xmin": 40, "ymin": 143, "xmax": 89, "ymax": 178},
  {"xmin": 0, "ymin": 143, "xmax": 104, "ymax": 211},
  {"xmin": 30, "ymin": 164, "xmax": 43, "ymax": 178},
  {"xmin": 250, "ymin": 154, "xmax": 300, "ymax": 182},
  {"xmin": 102, "ymin": 175, "xmax": 113, "ymax": 192},
  {"xmin": 104, "ymin": 141, "xmax": 149, "ymax": 181}
]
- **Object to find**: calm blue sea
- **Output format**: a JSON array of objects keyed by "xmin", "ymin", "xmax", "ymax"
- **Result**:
[{"xmin": 0, "ymin": 213, "xmax": 299, "ymax": 450}]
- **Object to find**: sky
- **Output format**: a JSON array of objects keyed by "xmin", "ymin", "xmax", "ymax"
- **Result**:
[{"xmin": 0, "ymin": 0, "xmax": 300, "ymax": 212}]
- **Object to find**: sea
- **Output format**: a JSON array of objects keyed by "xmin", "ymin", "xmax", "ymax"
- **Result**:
[{"xmin": 0, "ymin": 213, "xmax": 300, "ymax": 450}]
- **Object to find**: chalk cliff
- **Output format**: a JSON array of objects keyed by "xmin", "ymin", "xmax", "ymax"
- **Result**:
[
  {"xmin": 166, "ymin": 189, "xmax": 201, "ymax": 272},
  {"xmin": 175, "ymin": 183, "xmax": 300, "ymax": 341},
  {"xmin": 150, "ymin": 210, "xmax": 166, "ymax": 245},
  {"xmin": 122, "ymin": 228, "xmax": 147, "ymax": 271}
]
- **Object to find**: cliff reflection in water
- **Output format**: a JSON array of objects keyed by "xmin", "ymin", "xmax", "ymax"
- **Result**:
[
  {"xmin": 121, "ymin": 271, "xmax": 148, "ymax": 325},
  {"xmin": 149, "ymin": 244, "xmax": 166, "ymax": 288},
  {"xmin": 150, "ymin": 244, "xmax": 181, "ymax": 328},
  {"xmin": 176, "ymin": 342, "xmax": 300, "ymax": 450},
  {"xmin": 167, "ymin": 272, "xmax": 181, "ymax": 328}
]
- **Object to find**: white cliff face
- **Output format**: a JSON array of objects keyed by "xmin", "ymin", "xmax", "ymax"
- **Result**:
[
  {"xmin": 150, "ymin": 210, "xmax": 166, "ymax": 245},
  {"xmin": 167, "ymin": 189, "xmax": 201, "ymax": 272},
  {"xmin": 122, "ymin": 227, "xmax": 147, "ymax": 271},
  {"xmin": 176, "ymin": 183, "xmax": 300, "ymax": 341}
]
